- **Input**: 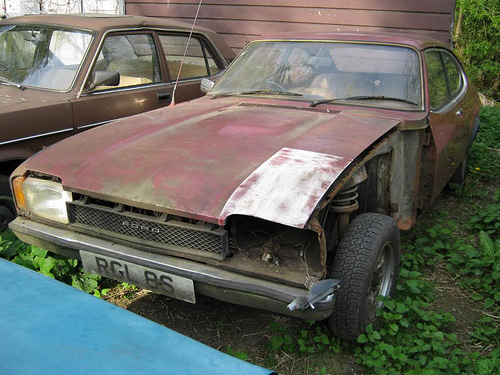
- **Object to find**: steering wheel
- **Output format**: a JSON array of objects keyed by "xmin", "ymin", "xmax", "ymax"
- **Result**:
[
  {"xmin": 261, "ymin": 80, "xmax": 287, "ymax": 92},
  {"xmin": 0, "ymin": 62, "xmax": 21, "ymax": 82},
  {"xmin": 304, "ymin": 87, "xmax": 337, "ymax": 100}
]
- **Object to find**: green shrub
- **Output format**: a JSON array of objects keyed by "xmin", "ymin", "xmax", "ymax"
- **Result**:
[
  {"xmin": 469, "ymin": 107, "xmax": 500, "ymax": 180},
  {"xmin": 455, "ymin": 0, "xmax": 500, "ymax": 100}
]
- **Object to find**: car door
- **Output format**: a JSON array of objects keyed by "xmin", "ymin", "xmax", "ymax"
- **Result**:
[
  {"xmin": 425, "ymin": 48, "xmax": 472, "ymax": 199},
  {"xmin": 71, "ymin": 31, "xmax": 226, "ymax": 132},
  {"xmin": 157, "ymin": 33, "xmax": 223, "ymax": 103},
  {"xmin": 71, "ymin": 31, "xmax": 172, "ymax": 131}
]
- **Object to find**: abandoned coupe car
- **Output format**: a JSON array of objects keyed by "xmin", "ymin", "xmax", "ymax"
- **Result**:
[
  {"xmin": 10, "ymin": 32, "xmax": 480, "ymax": 342},
  {"xmin": 0, "ymin": 14, "xmax": 234, "ymax": 230}
]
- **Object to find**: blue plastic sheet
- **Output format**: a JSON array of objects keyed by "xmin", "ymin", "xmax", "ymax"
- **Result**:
[{"xmin": 0, "ymin": 258, "xmax": 272, "ymax": 375}]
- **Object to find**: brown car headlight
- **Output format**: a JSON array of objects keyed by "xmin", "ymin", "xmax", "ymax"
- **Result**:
[{"xmin": 14, "ymin": 177, "xmax": 72, "ymax": 224}]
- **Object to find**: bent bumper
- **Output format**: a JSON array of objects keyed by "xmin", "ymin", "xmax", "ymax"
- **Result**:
[{"xmin": 10, "ymin": 217, "xmax": 336, "ymax": 320}]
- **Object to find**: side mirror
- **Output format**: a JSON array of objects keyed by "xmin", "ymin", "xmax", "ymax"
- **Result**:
[
  {"xmin": 200, "ymin": 69, "xmax": 226, "ymax": 93},
  {"xmin": 200, "ymin": 77, "xmax": 215, "ymax": 93},
  {"xmin": 93, "ymin": 70, "xmax": 120, "ymax": 87}
]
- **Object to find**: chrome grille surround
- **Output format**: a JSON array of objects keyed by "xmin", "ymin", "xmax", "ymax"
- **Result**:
[{"xmin": 67, "ymin": 200, "xmax": 228, "ymax": 261}]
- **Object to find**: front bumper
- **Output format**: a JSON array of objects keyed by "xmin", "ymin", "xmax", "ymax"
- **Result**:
[{"xmin": 10, "ymin": 217, "xmax": 336, "ymax": 320}]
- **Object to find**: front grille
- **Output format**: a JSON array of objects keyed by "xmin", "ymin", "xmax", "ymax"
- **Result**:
[{"xmin": 68, "ymin": 201, "xmax": 228, "ymax": 261}]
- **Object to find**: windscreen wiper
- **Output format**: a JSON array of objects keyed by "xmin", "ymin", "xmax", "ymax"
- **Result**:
[
  {"xmin": 0, "ymin": 77, "xmax": 25, "ymax": 90},
  {"xmin": 310, "ymin": 95, "xmax": 418, "ymax": 107},
  {"xmin": 213, "ymin": 89, "xmax": 303, "ymax": 99}
]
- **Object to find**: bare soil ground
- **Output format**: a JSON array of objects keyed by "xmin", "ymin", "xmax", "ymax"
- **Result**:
[{"xmin": 105, "ymin": 288, "xmax": 362, "ymax": 374}]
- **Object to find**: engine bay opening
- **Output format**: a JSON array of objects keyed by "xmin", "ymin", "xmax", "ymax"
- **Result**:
[{"xmin": 221, "ymin": 216, "xmax": 324, "ymax": 288}]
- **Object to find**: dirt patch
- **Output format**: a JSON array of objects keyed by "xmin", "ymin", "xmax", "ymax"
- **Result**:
[
  {"xmin": 426, "ymin": 265, "xmax": 485, "ymax": 343},
  {"xmin": 104, "ymin": 287, "xmax": 363, "ymax": 374}
]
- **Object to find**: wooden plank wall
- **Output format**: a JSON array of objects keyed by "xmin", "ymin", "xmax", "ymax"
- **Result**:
[{"xmin": 125, "ymin": 0, "xmax": 456, "ymax": 53}]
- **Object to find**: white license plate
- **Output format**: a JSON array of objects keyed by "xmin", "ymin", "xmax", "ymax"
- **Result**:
[{"xmin": 80, "ymin": 251, "xmax": 196, "ymax": 303}]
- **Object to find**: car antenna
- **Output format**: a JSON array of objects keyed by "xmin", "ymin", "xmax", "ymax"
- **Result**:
[{"xmin": 169, "ymin": 0, "xmax": 203, "ymax": 107}]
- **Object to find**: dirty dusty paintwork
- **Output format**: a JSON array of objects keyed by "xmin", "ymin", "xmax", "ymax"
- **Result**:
[
  {"xmin": 0, "ymin": 14, "xmax": 234, "ymax": 174},
  {"xmin": 220, "ymin": 148, "xmax": 350, "ymax": 228},
  {"xmin": 18, "ymin": 97, "xmax": 401, "ymax": 228}
]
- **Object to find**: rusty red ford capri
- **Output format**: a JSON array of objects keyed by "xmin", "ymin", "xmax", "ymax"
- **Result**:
[{"xmin": 10, "ymin": 32, "xmax": 480, "ymax": 342}]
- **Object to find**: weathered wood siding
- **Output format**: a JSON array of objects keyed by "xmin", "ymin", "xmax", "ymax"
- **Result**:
[{"xmin": 125, "ymin": 0, "xmax": 456, "ymax": 52}]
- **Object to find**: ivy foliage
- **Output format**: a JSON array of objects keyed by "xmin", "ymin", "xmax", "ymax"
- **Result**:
[
  {"xmin": 455, "ymin": 0, "xmax": 500, "ymax": 100},
  {"xmin": 0, "ymin": 229, "xmax": 101, "ymax": 294}
]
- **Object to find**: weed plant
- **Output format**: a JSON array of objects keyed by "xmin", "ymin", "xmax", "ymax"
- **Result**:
[
  {"xmin": 263, "ymin": 107, "xmax": 500, "ymax": 374},
  {"xmin": 0, "ymin": 229, "xmax": 102, "ymax": 295},
  {"xmin": 455, "ymin": 0, "xmax": 500, "ymax": 101},
  {"xmin": 353, "ymin": 107, "xmax": 500, "ymax": 373}
]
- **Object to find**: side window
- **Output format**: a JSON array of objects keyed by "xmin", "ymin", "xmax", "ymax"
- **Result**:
[
  {"xmin": 88, "ymin": 33, "xmax": 161, "ymax": 91},
  {"xmin": 159, "ymin": 35, "xmax": 220, "ymax": 81},
  {"xmin": 441, "ymin": 52, "xmax": 463, "ymax": 98},
  {"xmin": 425, "ymin": 51, "xmax": 448, "ymax": 110}
]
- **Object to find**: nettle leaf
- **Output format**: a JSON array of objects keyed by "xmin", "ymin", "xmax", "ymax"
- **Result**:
[
  {"xmin": 357, "ymin": 334, "xmax": 369, "ymax": 344},
  {"xmin": 405, "ymin": 280, "xmax": 421, "ymax": 294},
  {"xmin": 400, "ymin": 318, "xmax": 410, "ymax": 328},
  {"xmin": 283, "ymin": 334, "xmax": 294, "ymax": 347},
  {"xmin": 266, "ymin": 335, "xmax": 283, "ymax": 351},
  {"xmin": 389, "ymin": 324, "xmax": 399, "ymax": 333},
  {"xmin": 268, "ymin": 321, "xmax": 287, "ymax": 333},
  {"xmin": 472, "ymin": 292, "xmax": 484, "ymax": 301},
  {"xmin": 396, "ymin": 303, "xmax": 410, "ymax": 314},
  {"xmin": 399, "ymin": 268, "xmax": 410, "ymax": 277},
  {"xmin": 432, "ymin": 331, "xmax": 444, "ymax": 341},
  {"xmin": 484, "ymin": 298, "xmax": 495, "ymax": 309}
]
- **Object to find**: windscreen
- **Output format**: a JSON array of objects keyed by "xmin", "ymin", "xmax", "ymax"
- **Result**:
[
  {"xmin": 212, "ymin": 40, "xmax": 423, "ymax": 109},
  {"xmin": 0, "ymin": 25, "xmax": 93, "ymax": 91}
]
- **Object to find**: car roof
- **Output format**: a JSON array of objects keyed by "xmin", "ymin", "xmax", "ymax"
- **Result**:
[
  {"xmin": 2, "ymin": 13, "xmax": 215, "ymax": 35},
  {"xmin": 257, "ymin": 30, "xmax": 449, "ymax": 51},
  {"xmin": 1, "ymin": 14, "xmax": 236, "ymax": 59}
]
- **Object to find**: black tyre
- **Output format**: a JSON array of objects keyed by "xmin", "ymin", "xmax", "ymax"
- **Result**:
[
  {"xmin": 328, "ymin": 213, "xmax": 401, "ymax": 342},
  {"xmin": 0, "ymin": 175, "xmax": 15, "ymax": 232}
]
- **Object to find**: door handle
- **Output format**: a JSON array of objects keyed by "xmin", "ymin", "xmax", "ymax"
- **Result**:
[
  {"xmin": 455, "ymin": 108, "xmax": 464, "ymax": 117},
  {"xmin": 157, "ymin": 92, "xmax": 172, "ymax": 104}
]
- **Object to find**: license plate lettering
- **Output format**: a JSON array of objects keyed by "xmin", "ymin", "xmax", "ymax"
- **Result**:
[
  {"xmin": 144, "ymin": 270, "xmax": 174, "ymax": 294},
  {"xmin": 80, "ymin": 252, "xmax": 195, "ymax": 303},
  {"xmin": 95, "ymin": 257, "xmax": 131, "ymax": 281}
]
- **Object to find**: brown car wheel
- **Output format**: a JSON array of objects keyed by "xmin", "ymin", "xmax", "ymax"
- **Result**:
[{"xmin": 328, "ymin": 213, "xmax": 401, "ymax": 343}]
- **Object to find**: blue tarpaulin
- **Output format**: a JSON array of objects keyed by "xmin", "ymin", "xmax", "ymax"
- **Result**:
[{"xmin": 0, "ymin": 258, "xmax": 273, "ymax": 375}]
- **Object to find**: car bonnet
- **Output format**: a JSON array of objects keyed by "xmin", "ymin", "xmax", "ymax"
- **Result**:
[{"xmin": 16, "ymin": 98, "xmax": 401, "ymax": 228}]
